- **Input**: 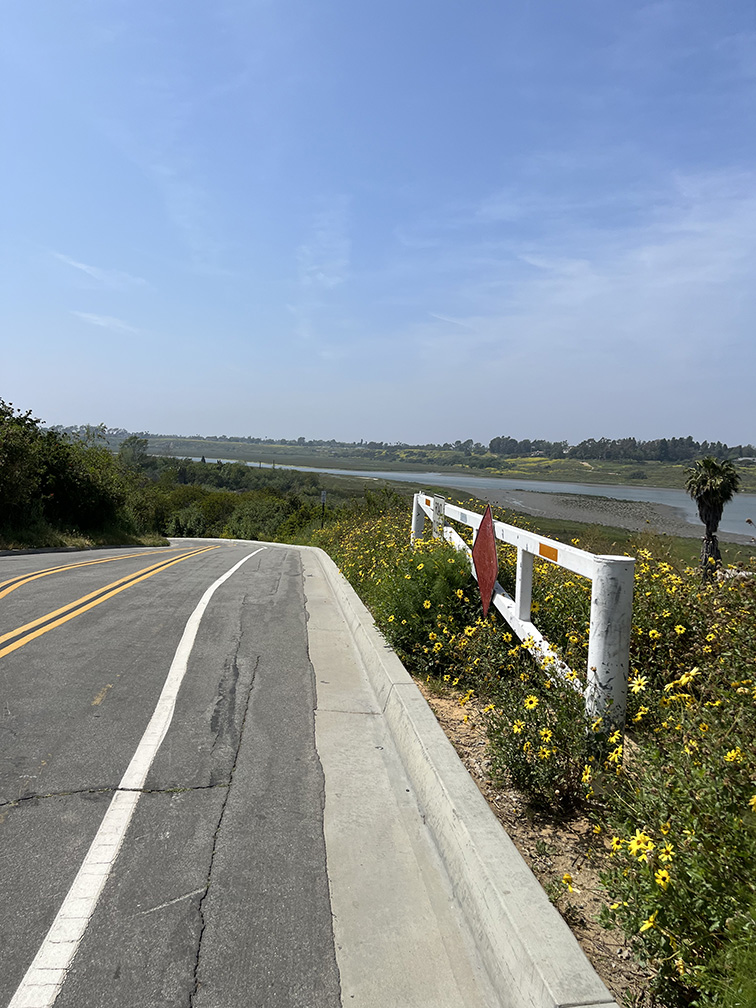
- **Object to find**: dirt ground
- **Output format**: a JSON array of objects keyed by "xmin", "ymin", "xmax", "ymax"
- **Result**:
[{"xmin": 415, "ymin": 680, "xmax": 654, "ymax": 1007}]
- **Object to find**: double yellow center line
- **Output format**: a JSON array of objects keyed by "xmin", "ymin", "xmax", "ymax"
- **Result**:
[
  {"xmin": 0, "ymin": 545, "xmax": 222, "ymax": 660},
  {"xmin": 0, "ymin": 548, "xmax": 183, "ymax": 601}
]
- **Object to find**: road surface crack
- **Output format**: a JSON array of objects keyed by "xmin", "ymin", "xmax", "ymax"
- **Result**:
[
  {"xmin": 190, "ymin": 641, "xmax": 259, "ymax": 1007},
  {"xmin": 0, "ymin": 782, "xmax": 231, "ymax": 808}
]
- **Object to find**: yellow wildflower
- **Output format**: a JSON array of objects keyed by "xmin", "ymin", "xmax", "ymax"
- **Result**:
[
  {"xmin": 659, "ymin": 842, "xmax": 674, "ymax": 863},
  {"xmin": 629, "ymin": 675, "xmax": 648, "ymax": 693},
  {"xmin": 655, "ymin": 868, "xmax": 671, "ymax": 890},
  {"xmin": 628, "ymin": 830, "xmax": 654, "ymax": 860},
  {"xmin": 640, "ymin": 911, "xmax": 658, "ymax": 933}
]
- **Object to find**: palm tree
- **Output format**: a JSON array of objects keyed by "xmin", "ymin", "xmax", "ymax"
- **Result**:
[{"xmin": 684, "ymin": 457, "xmax": 741, "ymax": 581}]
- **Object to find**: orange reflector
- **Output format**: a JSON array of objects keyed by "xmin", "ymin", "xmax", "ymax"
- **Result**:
[{"xmin": 539, "ymin": 543, "xmax": 559, "ymax": 562}]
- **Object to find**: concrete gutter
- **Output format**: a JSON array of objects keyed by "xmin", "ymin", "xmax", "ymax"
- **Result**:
[{"xmin": 301, "ymin": 545, "xmax": 619, "ymax": 1008}]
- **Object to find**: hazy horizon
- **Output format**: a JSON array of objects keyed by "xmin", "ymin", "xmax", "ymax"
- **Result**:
[{"xmin": 46, "ymin": 420, "xmax": 756, "ymax": 453}]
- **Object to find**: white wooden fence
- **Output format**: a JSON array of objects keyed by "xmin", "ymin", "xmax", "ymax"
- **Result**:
[{"xmin": 411, "ymin": 493, "xmax": 635, "ymax": 731}]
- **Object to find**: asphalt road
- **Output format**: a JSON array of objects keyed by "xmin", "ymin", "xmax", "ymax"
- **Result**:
[{"xmin": 0, "ymin": 541, "xmax": 341, "ymax": 1008}]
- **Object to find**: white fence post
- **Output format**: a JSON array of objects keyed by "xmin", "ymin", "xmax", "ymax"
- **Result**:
[
  {"xmin": 432, "ymin": 496, "xmax": 446, "ymax": 539},
  {"xmin": 515, "ymin": 550, "xmax": 534, "ymax": 623},
  {"xmin": 585, "ymin": 557, "xmax": 635, "ymax": 730},
  {"xmin": 411, "ymin": 494, "xmax": 425, "ymax": 543}
]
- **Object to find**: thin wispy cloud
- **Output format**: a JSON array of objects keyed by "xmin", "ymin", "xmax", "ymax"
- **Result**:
[
  {"xmin": 149, "ymin": 162, "xmax": 230, "ymax": 274},
  {"xmin": 53, "ymin": 252, "xmax": 146, "ymax": 289},
  {"xmin": 367, "ymin": 166, "xmax": 756, "ymax": 438},
  {"xmin": 290, "ymin": 195, "xmax": 352, "ymax": 354},
  {"xmin": 92, "ymin": 63, "xmax": 231, "ymax": 275},
  {"xmin": 71, "ymin": 312, "xmax": 140, "ymax": 334},
  {"xmin": 297, "ymin": 196, "xmax": 351, "ymax": 290},
  {"xmin": 428, "ymin": 312, "xmax": 474, "ymax": 330}
]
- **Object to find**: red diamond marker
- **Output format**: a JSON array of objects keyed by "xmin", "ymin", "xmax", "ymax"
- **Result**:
[{"xmin": 471, "ymin": 504, "xmax": 498, "ymax": 618}]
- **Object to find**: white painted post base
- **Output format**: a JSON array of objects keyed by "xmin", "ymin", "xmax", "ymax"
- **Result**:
[{"xmin": 585, "ymin": 557, "xmax": 635, "ymax": 730}]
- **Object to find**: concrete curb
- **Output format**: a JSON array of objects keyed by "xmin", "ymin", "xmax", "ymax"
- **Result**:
[
  {"xmin": 302, "ymin": 545, "xmax": 619, "ymax": 1008},
  {"xmin": 166, "ymin": 538, "xmax": 620, "ymax": 1007}
]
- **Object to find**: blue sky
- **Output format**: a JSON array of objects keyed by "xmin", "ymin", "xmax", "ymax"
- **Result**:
[{"xmin": 3, "ymin": 0, "xmax": 755, "ymax": 444}]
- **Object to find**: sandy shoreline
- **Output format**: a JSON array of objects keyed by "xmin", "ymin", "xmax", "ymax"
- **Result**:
[{"xmin": 475, "ymin": 488, "xmax": 754, "ymax": 546}]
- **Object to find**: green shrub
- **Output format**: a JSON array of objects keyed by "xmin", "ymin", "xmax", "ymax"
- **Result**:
[
  {"xmin": 313, "ymin": 495, "xmax": 756, "ymax": 1006},
  {"xmin": 0, "ymin": 401, "xmax": 131, "ymax": 540},
  {"xmin": 314, "ymin": 500, "xmax": 479, "ymax": 678}
]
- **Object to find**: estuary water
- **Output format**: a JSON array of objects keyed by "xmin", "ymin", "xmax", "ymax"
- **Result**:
[
  {"xmin": 308, "ymin": 468, "xmax": 754, "ymax": 536},
  {"xmin": 193, "ymin": 458, "xmax": 755, "ymax": 537}
]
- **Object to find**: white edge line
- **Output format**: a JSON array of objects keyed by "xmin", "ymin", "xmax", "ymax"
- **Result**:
[{"xmin": 8, "ymin": 547, "xmax": 266, "ymax": 1008}]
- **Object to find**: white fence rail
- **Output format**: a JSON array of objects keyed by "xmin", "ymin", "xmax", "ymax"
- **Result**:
[{"xmin": 411, "ymin": 493, "xmax": 635, "ymax": 731}]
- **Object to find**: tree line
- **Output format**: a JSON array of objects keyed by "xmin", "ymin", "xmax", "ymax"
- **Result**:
[
  {"xmin": 1, "ymin": 401, "xmax": 127, "ymax": 541},
  {"xmin": 117, "ymin": 436, "xmax": 328, "ymax": 541},
  {"xmin": 489, "ymin": 435, "xmax": 755, "ymax": 462},
  {"xmin": 0, "ymin": 404, "xmax": 344, "ymax": 548},
  {"xmin": 55, "ymin": 423, "xmax": 756, "ymax": 465}
]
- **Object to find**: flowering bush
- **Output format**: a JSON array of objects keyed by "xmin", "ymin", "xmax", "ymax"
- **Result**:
[
  {"xmin": 313, "ymin": 495, "xmax": 756, "ymax": 1006},
  {"xmin": 486, "ymin": 665, "xmax": 588, "ymax": 808},
  {"xmin": 314, "ymin": 503, "xmax": 479, "ymax": 677},
  {"xmin": 598, "ymin": 579, "xmax": 756, "ymax": 1005}
]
